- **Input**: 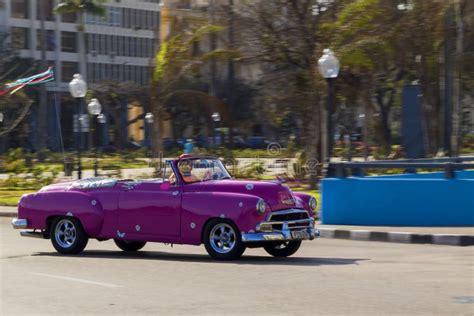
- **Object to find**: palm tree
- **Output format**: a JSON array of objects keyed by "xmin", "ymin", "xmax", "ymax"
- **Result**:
[{"xmin": 54, "ymin": 0, "xmax": 107, "ymax": 80}]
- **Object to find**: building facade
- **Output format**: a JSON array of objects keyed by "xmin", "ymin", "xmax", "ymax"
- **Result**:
[{"xmin": 0, "ymin": 0, "xmax": 160, "ymax": 150}]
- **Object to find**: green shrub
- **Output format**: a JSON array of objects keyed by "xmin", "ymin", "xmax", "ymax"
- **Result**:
[
  {"xmin": 5, "ymin": 148, "xmax": 24, "ymax": 163},
  {"xmin": 4, "ymin": 159, "xmax": 26, "ymax": 174}
]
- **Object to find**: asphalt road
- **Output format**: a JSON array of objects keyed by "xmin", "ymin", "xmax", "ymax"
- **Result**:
[{"xmin": 1, "ymin": 218, "xmax": 473, "ymax": 316}]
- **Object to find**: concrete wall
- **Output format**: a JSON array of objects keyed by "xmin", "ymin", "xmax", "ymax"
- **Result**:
[{"xmin": 321, "ymin": 171, "xmax": 474, "ymax": 226}]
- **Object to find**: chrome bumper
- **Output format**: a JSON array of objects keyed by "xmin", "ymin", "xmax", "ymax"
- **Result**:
[
  {"xmin": 241, "ymin": 212, "xmax": 319, "ymax": 242},
  {"xmin": 11, "ymin": 218, "xmax": 28, "ymax": 229},
  {"xmin": 242, "ymin": 227, "xmax": 319, "ymax": 242}
]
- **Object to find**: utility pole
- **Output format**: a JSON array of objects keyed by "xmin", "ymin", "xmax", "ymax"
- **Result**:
[
  {"xmin": 443, "ymin": 7, "xmax": 454, "ymax": 157},
  {"xmin": 38, "ymin": 0, "xmax": 48, "ymax": 150},
  {"xmin": 227, "ymin": 0, "xmax": 235, "ymax": 149},
  {"xmin": 451, "ymin": 0, "xmax": 463, "ymax": 157},
  {"xmin": 208, "ymin": 0, "xmax": 216, "ymax": 97}
]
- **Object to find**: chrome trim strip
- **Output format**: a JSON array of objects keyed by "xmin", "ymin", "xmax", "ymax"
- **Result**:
[
  {"xmin": 20, "ymin": 231, "xmax": 47, "ymax": 239},
  {"xmin": 266, "ymin": 209, "xmax": 308, "ymax": 221},
  {"xmin": 11, "ymin": 218, "xmax": 27, "ymax": 229},
  {"xmin": 258, "ymin": 218, "xmax": 312, "ymax": 228}
]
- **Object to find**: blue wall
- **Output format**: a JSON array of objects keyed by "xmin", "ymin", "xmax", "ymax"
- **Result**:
[{"xmin": 321, "ymin": 171, "xmax": 474, "ymax": 226}]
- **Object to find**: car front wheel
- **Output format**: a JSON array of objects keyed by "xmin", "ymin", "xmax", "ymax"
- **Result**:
[
  {"xmin": 203, "ymin": 219, "xmax": 246, "ymax": 260},
  {"xmin": 114, "ymin": 239, "xmax": 147, "ymax": 252},
  {"xmin": 264, "ymin": 240, "xmax": 301, "ymax": 257},
  {"xmin": 50, "ymin": 217, "xmax": 88, "ymax": 254}
]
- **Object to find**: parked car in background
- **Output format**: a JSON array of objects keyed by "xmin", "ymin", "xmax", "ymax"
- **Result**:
[
  {"xmin": 12, "ymin": 155, "xmax": 319, "ymax": 260},
  {"xmin": 246, "ymin": 136, "xmax": 271, "ymax": 149}
]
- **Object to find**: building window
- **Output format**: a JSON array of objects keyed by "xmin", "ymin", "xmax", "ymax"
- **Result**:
[
  {"xmin": 100, "ymin": 63, "xmax": 106, "ymax": 80},
  {"xmin": 137, "ymin": 9, "xmax": 143, "ymax": 30},
  {"xmin": 10, "ymin": 27, "xmax": 29, "ymax": 49},
  {"xmin": 124, "ymin": 65, "xmax": 130, "ymax": 82},
  {"xmin": 87, "ymin": 63, "xmax": 93, "ymax": 82},
  {"xmin": 106, "ymin": 35, "xmax": 111, "ymax": 56},
  {"xmin": 100, "ymin": 34, "xmax": 106, "ymax": 55},
  {"xmin": 62, "ymin": 61, "xmax": 78, "ymax": 82},
  {"xmin": 151, "ymin": 12, "xmax": 159, "ymax": 29},
  {"xmin": 129, "ymin": 9, "xmax": 135, "ymax": 29},
  {"xmin": 126, "ymin": 8, "xmax": 132, "ymax": 29},
  {"xmin": 136, "ymin": 38, "xmax": 141, "ymax": 57},
  {"xmin": 118, "ymin": 64, "xmax": 124, "ymax": 81},
  {"xmin": 89, "ymin": 33, "xmax": 98, "ymax": 55},
  {"xmin": 37, "ymin": 30, "xmax": 56, "ymax": 51},
  {"xmin": 61, "ymin": 31, "xmax": 77, "ymax": 52},
  {"xmin": 11, "ymin": 0, "xmax": 28, "ymax": 19},
  {"xmin": 61, "ymin": 12, "xmax": 77, "ymax": 23},
  {"xmin": 36, "ymin": 0, "xmax": 55, "ymax": 21},
  {"xmin": 129, "ymin": 37, "xmax": 133, "ymax": 57},
  {"xmin": 94, "ymin": 63, "xmax": 101, "ymax": 82}
]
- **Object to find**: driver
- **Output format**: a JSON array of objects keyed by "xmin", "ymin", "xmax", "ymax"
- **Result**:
[{"xmin": 169, "ymin": 160, "xmax": 199, "ymax": 183}]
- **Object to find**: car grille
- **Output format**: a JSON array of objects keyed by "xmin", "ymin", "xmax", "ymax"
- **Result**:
[
  {"xmin": 258, "ymin": 210, "xmax": 312, "ymax": 232},
  {"xmin": 268, "ymin": 210, "xmax": 309, "ymax": 222}
]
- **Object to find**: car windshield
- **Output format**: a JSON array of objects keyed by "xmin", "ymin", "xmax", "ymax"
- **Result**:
[{"xmin": 177, "ymin": 158, "xmax": 231, "ymax": 183}]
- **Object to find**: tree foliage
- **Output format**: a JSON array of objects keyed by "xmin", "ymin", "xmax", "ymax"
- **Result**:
[{"xmin": 54, "ymin": 0, "xmax": 107, "ymax": 17}]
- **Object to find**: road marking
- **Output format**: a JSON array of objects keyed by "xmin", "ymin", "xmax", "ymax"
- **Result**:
[{"xmin": 30, "ymin": 272, "xmax": 123, "ymax": 288}]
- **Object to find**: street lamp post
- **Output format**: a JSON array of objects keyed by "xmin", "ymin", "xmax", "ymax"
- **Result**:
[
  {"xmin": 318, "ymin": 49, "xmax": 340, "ymax": 166},
  {"xmin": 98, "ymin": 113, "xmax": 107, "ymax": 150},
  {"xmin": 69, "ymin": 74, "xmax": 87, "ymax": 180},
  {"xmin": 145, "ymin": 112, "xmax": 157, "ymax": 174},
  {"xmin": 212, "ymin": 112, "xmax": 221, "ymax": 150},
  {"xmin": 87, "ymin": 98, "xmax": 102, "ymax": 177},
  {"xmin": 0, "ymin": 112, "xmax": 4, "ymax": 154}
]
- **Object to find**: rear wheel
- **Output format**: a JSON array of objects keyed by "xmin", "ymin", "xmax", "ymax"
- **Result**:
[
  {"xmin": 114, "ymin": 239, "xmax": 147, "ymax": 252},
  {"xmin": 203, "ymin": 219, "xmax": 246, "ymax": 260},
  {"xmin": 50, "ymin": 217, "xmax": 88, "ymax": 254},
  {"xmin": 264, "ymin": 240, "xmax": 301, "ymax": 257}
]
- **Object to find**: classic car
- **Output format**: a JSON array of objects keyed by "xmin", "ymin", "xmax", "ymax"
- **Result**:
[{"xmin": 11, "ymin": 154, "xmax": 319, "ymax": 260}]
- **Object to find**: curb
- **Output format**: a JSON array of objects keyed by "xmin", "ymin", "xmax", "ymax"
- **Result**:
[
  {"xmin": 319, "ymin": 228, "xmax": 474, "ymax": 246},
  {"xmin": 0, "ymin": 212, "xmax": 17, "ymax": 218}
]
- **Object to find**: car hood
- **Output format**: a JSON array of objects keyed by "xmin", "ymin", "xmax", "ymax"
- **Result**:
[{"xmin": 183, "ymin": 179, "xmax": 303, "ymax": 211}]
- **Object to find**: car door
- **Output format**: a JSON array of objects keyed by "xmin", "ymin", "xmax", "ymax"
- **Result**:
[{"xmin": 117, "ymin": 181, "xmax": 182, "ymax": 238}]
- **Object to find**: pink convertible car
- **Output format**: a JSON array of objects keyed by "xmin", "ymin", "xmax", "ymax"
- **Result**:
[{"xmin": 12, "ymin": 155, "xmax": 319, "ymax": 260}]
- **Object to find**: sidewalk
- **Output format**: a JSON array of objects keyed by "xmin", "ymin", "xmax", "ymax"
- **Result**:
[
  {"xmin": 0, "ymin": 206, "xmax": 17, "ymax": 217},
  {"xmin": 1, "ymin": 206, "xmax": 472, "ymax": 246}
]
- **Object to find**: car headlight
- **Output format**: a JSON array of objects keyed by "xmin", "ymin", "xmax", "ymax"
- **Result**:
[
  {"xmin": 256, "ymin": 199, "xmax": 266, "ymax": 215},
  {"xmin": 309, "ymin": 196, "xmax": 317, "ymax": 211}
]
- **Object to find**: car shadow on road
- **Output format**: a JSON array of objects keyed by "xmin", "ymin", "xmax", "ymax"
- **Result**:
[{"xmin": 33, "ymin": 250, "xmax": 367, "ymax": 267}]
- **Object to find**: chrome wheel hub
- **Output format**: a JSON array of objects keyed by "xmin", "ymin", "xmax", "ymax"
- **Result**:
[
  {"xmin": 275, "ymin": 241, "xmax": 290, "ymax": 249},
  {"xmin": 210, "ymin": 223, "xmax": 236, "ymax": 254},
  {"xmin": 54, "ymin": 219, "xmax": 77, "ymax": 248}
]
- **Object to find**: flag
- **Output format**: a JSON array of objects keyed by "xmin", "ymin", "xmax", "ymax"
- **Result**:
[{"xmin": 0, "ymin": 67, "xmax": 55, "ymax": 96}]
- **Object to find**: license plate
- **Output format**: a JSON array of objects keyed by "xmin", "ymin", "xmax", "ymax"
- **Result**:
[{"xmin": 291, "ymin": 230, "xmax": 309, "ymax": 240}]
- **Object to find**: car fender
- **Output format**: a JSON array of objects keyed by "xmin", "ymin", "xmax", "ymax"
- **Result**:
[
  {"xmin": 292, "ymin": 192, "xmax": 315, "ymax": 216},
  {"xmin": 180, "ymin": 192, "xmax": 268, "ymax": 245},
  {"xmin": 18, "ymin": 191, "xmax": 104, "ymax": 237}
]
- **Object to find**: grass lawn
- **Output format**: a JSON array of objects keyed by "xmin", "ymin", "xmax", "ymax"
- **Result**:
[{"xmin": 0, "ymin": 190, "xmax": 36, "ymax": 206}]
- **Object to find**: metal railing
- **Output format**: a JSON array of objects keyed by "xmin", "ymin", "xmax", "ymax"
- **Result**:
[{"xmin": 328, "ymin": 157, "xmax": 474, "ymax": 179}]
